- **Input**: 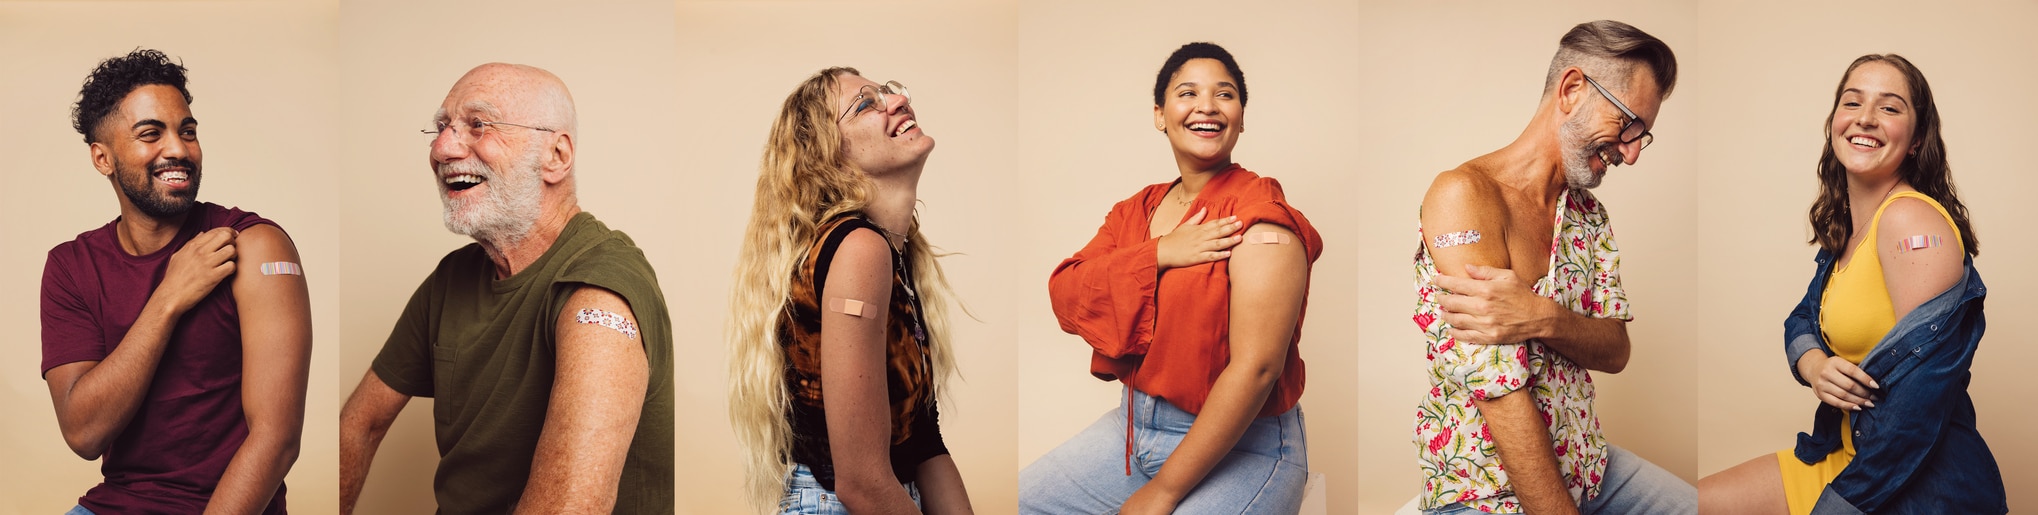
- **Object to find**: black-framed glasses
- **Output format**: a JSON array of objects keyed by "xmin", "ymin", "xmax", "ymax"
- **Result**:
[
  {"xmin": 1582, "ymin": 74, "xmax": 1654, "ymax": 151},
  {"xmin": 839, "ymin": 80, "xmax": 909, "ymax": 122},
  {"xmin": 421, "ymin": 119, "xmax": 556, "ymax": 144}
]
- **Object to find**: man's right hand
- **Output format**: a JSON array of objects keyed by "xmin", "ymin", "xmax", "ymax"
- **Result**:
[
  {"xmin": 153, "ymin": 227, "xmax": 237, "ymax": 316},
  {"xmin": 1157, "ymin": 208, "xmax": 1242, "ymax": 271}
]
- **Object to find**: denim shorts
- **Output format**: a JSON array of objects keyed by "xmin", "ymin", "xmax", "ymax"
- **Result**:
[{"xmin": 779, "ymin": 463, "xmax": 921, "ymax": 515}]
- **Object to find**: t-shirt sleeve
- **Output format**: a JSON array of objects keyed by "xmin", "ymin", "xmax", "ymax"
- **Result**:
[
  {"xmin": 371, "ymin": 266, "xmax": 440, "ymax": 398},
  {"xmin": 553, "ymin": 238, "xmax": 669, "ymax": 355},
  {"xmin": 40, "ymin": 245, "xmax": 105, "ymax": 375}
]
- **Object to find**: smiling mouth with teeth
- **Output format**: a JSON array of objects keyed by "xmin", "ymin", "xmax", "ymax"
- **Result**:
[
  {"xmin": 155, "ymin": 170, "xmax": 191, "ymax": 183},
  {"xmin": 444, "ymin": 174, "xmax": 485, "ymax": 192},
  {"xmin": 1187, "ymin": 122, "xmax": 1224, "ymax": 133},
  {"xmin": 893, "ymin": 119, "xmax": 917, "ymax": 137},
  {"xmin": 1848, "ymin": 136, "xmax": 1882, "ymax": 148}
]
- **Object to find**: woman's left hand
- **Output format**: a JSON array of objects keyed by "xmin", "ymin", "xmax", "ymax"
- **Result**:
[{"xmin": 1119, "ymin": 485, "xmax": 1180, "ymax": 515}]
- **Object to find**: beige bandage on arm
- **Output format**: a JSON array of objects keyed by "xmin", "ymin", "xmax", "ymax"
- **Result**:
[
  {"xmin": 827, "ymin": 297, "xmax": 875, "ymax": 317},
  {"xmin": 1246, "ymin": 232, "xmax": 1291, "ymax": 244}
]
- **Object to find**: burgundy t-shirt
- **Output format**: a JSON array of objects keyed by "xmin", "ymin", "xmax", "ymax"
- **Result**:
[{"xmin": 40, "ymin": 202, "xmax": 287, "ymax": 514}]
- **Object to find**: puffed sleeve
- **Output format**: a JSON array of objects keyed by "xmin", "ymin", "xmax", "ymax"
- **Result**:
[{"xmin": 1049, "ymin": 196, "xmax": 1160, "ymax": 358}]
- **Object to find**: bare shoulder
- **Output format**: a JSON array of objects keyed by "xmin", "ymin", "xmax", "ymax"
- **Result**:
[
  {"xmin": 1424, "ymin": 167, "xmax": 1504, "ymax": 209},
  {"xmin": 236, "ymin": 224, "xmax": 300, "ymax": 260}
]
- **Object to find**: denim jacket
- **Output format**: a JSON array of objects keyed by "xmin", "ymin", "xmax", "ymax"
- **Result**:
[{"xmin": 1781, "ymin": 250, "xmax": 2005, "ymax": 514}]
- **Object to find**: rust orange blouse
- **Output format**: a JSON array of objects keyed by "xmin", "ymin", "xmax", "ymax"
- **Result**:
[{"xmin": 1048, "ymin": 165, "xmax": 1322, "ymax": 417}]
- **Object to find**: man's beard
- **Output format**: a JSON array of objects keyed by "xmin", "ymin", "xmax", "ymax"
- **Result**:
[
  {"xmin": 438, "ymin": 146, "xmax": 545, "ymax": 247},
  {"xmin": 116, "ymin": 156, "xmax": 201, "ymax": 219},
  {"xmin": 1558, "ymin": 110, "xmax": 1623, "ymax": 190}
]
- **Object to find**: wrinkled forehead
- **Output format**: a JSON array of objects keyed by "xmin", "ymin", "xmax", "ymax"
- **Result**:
[
  {"xmin": 1612, "ymin": 69, "xmax": 1666, "ymax": 125},
  {"xmin": 438, "ymin": 72, "xmax": 529, "ymax": 121}
]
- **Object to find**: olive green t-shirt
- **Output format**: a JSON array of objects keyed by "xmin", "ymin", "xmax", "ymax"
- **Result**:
[{"xmin": 372, "ymin": 212, "xmax": 674, "ymax": 514}]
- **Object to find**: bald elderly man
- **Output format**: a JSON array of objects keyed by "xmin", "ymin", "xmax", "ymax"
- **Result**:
[{"xmin": 338, "ymin": 63, "xmax": 675, "ymax": 514}]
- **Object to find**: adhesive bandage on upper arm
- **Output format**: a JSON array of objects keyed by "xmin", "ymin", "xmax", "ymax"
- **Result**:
[
  {"xmin": 1431, "ymin": 230, "xmax": 1482, "ymax": 249},
  {"xmin": 258, "ymin": 262, "xmax": 303, "ymax": 276},
  {"xmin": 1245, "ymin": 232, "xmax": 1291, "ymax": 244},
  {"xmin": 1895, "ymin": 234, "xmax": 1945, "ymax": 253},
  {"xmin": 574, "ymin": 308, "xmax": 640, "ymax": 340},
  {"xmin": 827, "ymin": 297, "xmax": 875, "ymax": 317}
]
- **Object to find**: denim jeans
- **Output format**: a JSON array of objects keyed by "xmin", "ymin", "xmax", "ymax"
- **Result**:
[
  {"xmin": 1423, "ymin": 445, "xmax": 1694, "ymax": 515},
  {"xmin": 777, "ymin": 463, "xmax": 920, "ymax": 515},
  {"xmin": 1019, "ymin": 387, "xmax": 1309, "ymax": 514},
  {"xmin": 64, "ymin": 506, "xmax": 95, "ymax": 515}
]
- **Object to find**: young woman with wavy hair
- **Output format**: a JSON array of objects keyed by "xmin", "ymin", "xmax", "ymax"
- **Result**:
[{"xmin": 727, "ymin": 67, "xmax": 971, "ymax": 515}]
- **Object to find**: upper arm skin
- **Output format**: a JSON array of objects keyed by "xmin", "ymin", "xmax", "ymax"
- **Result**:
[
  {"xmin": 1226, "ymin": 223, "xmax": 1308, "ymax": 378},
  {"xmin": 232, "ymin": 224, "xmax": 312, "ymax": 448},
  {"xmin": 1877, "ymin": 197, "xmax": 1962, "ymax": 320},
  {"xmin": 516, "ymin": 285, "xmax": 649, "ymax": 514},
  {"xmin": 818, "ymin": 229, "xmax": 919, "ymax": 514},
  {"xmin": 206, "ymin": 224, "xmax": 311, "ymax": 513},
  {"xmin": 1421, "ymin": 171, "xmax": 1512, "ymax": 283}
]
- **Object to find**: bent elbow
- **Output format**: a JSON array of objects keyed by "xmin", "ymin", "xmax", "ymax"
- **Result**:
[
  {"xmin": 1233, "ymin": 359, "xmax": 1285, "ymax": 390},
  {"xmin": 63, "ymin": 431, "xmax": 107, "ymax": 461}
]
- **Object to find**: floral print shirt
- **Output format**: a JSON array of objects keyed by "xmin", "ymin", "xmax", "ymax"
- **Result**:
[{"xmin": 1412, "ymin": 188, "xmax": 1632, "ymax": 512}]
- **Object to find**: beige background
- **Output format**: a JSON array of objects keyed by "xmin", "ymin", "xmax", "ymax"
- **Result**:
[
  {"xmin": 0, "ymin": 1, "xmax": 343, "ymax": 513},
  {"xmin": 1690, "ymin": 1, "xmax": 2038, "ymax": 511},
  {"xmin": 1011, "ymin": 0, "xmax": 1364, "ymax": 513},
  {"xmin": 673, "ymin": 1, "xmax": 1022, "ymax": 512},
  {"xmin": 1351, "ymin": 4, "xmax": 1703, "ymax": 512},
  {"xmin": 335, "ymin": 0, "xmax": 684, "ymax": 512}
]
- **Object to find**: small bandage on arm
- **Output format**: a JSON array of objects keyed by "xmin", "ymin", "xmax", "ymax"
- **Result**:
[
  {"xmin": 1895, "ymin": 234, "xmax": 1944, "ymax": 253},
  {"xmin": 1431, "ymin": 230, "xmax": 1482, "ymax": 249},
  {"xmin": 574, "ymin": 308, "xmax": 639, "ymax": 340},
  {"xmin": 258, "ymin": 262, "xmax": 303, "ymax": 276},
  {"xmin": 1245, "ymin": 232, "xmax": 1292, "ymax": 245},
  {"xmin": 827, "ymin": 297, "xmax": 875, "ymax": 317}
]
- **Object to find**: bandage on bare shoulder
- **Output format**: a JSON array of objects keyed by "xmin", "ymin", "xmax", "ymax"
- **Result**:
[
  {"xmin": 574, "ymin": 308, "xmax": 639, "ymax": 339},
  {"xmin": 1246, "ymin": 232, "xmax": 1291, "ymax": 244},
  {"xmin": 259, "ymin": 262, "xmax": 303, "ymax": 276},
  {"xmin": 1431, "ymin": 230, "xmax": 1482, "ymax": 249},
  {"xmin": 1895, "ymin": 234, "xmax": 1944, "ymax": 253},
  {"xmin": 827, "ymin": 297, "xmax": 875, "ymax": 317}
]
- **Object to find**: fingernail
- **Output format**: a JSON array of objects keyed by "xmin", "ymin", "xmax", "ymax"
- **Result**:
[
  {"xmin": 1851, "ymin": 405, "xmax": 1861, "ymax": 411},
  {"xmin": 1864, "ymin": 401, "xmax": 1876, "ymax": 408},
  {"xmin": 1869, "ymin": 380, "xmax": 1880, "ymax": 389}
]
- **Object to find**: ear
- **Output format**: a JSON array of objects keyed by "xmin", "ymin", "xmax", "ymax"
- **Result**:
[
  {"xmin": 1153, "ymin": 104, "xmax": 1166, "ymax": 133},
  {"xmin": 89, "ymin": 141, "xmax": 115, "ymax": 178},
  {"xmin": 1555, "ymin": 67, "xmax": 1589, "ymax": 116},
  {"xmin": 542, "ymin": 132, "xmax": 575, "ymax": 185}
]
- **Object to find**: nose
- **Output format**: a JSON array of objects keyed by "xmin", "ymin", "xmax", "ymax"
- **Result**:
[
  {"xmin": 430, "ymin": 128, "xmax": 470, "ymax": 164},
  {"xmin": 1621, "ymin": 139, "xmax": 1644, "ymax": 166},
  {"xmin": 161, "ymin": 132, "xmax": 191, "ymax": 160},
  {"xmin": 883, "ymin": 91, "xmax": 910, "ymax": 114}
]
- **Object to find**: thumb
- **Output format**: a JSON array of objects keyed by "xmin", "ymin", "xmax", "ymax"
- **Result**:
[{"xmin": 1180, "ymin": 207, "xmax": 1207, "ymax": 228}]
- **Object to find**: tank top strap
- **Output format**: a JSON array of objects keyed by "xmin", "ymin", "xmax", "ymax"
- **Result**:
[{"xmin": 1867, "ymin": 191, "xmax": 1963, "ymax": 254}]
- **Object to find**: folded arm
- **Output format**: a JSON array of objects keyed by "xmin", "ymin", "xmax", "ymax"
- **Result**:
[{"xmin": 44, "ymin": 227, "xmax": 239, "ymax": 460}]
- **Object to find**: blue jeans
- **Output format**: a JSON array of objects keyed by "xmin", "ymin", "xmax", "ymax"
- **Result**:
[
  {"xmin": 64, "ymin": 506, "xmax": 95, "ymax": 515},
  {"xmin": 1423, "ymin": 445, "xmax": 1694, "ymax": 515},
  {"xmin": 1019, "ymin": 388, "xmax": 1309, "ymax": 514},
  {"xmin": 778, "ymin": 463, "xmax": 921, "ymax": 514}
]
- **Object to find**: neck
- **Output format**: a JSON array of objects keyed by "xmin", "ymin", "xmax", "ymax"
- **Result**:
[
  {"xmin": 478, "ymin": 200, "xmax": 581, "ymax": 280},
  {"xmin": 1173, "ymin": 158, "xmax": 1233, "ymax": 197},
  {"xmin": 1846, "ymin": 171, "xmax": 1904, "ymax": 231},
  {"xmin": 114, "ymin": 202, "xmax": 189, "ymax": 256},
  {"xmin": 1482, "ymin": 111, "xmax": 1572, "ymax": 207},
  {"xmin": 866, "ymin": 172, "xmax": 918, "ymax": 250}
]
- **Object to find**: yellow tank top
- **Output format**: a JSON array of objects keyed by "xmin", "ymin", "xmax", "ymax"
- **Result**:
[{"xmin": 1819, "ymin": 191, "xmax": 1963, "ymax": 363}]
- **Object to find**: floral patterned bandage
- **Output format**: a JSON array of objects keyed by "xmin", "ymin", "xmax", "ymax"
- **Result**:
[
  {"xmin": 574, "ymin": 308, "xmax": 639, "ymax": 340},
  {"xmin": 1431, "ymin": 230, "xmax": 1482, "ymax": 249}
]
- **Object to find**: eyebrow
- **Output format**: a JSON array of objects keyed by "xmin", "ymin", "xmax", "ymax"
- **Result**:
[
  {"xmin": 130, "ymin": 116, "xmax": 198, "ymax": 131},
  {"xmin": 437, "ymin": 101, "xmax": 506, "ymax": 122},
  {"xmin": 1173, "ymin": 81, "xmax": 1239, "ymax": 90},
  {"xmin": 1843, "ymin": 88, "xmax": 1911, "ymax": 107}
]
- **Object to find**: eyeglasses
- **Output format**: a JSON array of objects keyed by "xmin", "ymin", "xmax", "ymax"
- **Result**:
[
  {"xmin": 1582, "ymin": 74, "xmax": 1654, "ymax": 151},
  {"xmin": 421, "ymin": 119, "xmax": 556, "ymax": 143},
  {"xmin": 839, "ymin": 81, "xmax": 910, "ymax": 122}
]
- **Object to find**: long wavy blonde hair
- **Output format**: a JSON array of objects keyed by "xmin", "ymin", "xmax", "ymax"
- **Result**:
[{"xmin": 727, "ymin": 67, "xmax": 961, "ymax": 513}]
